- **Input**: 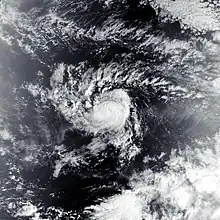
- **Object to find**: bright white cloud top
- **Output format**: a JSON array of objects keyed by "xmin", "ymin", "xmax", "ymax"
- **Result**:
[
  {"xmin": 86, "ymin": 89, "xmax": 130, "ymax": 132},
  {"xmin": 89, "ymin": 190, "xmax": 143, "ymax": 220}
]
